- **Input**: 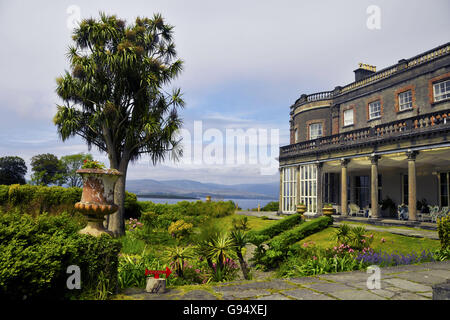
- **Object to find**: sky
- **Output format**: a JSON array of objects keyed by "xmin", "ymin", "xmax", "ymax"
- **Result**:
[{"xmin": 0, "ymin": 0, "xmax": 449, "ymax": 185}]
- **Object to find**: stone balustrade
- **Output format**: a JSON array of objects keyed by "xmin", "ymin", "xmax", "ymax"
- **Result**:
[{"xmin": 280, "ymin": 109, "xmax": 450, "ymax": 159}]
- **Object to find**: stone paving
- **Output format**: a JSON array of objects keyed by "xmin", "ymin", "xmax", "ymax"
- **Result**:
[{"xmin": 121, "ymin": 260, "xmax": 449, "ymax": 300}]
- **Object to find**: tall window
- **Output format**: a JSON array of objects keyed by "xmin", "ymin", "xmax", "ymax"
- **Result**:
[
  {"xmin": 309, "ymin": 123, "xmax": 323, "ymax": 140},
  {"xmin": 440, "ymin": 172, "xmax": 449, "ymax": 207},
  {"xmin": 299, "ymin": 164, "xmax": 318, "ymax": 213},
  {"xmin": 343, "ymin": 109, "xmax": 354, "ymax": 126},
  {"xmin": 398, "ymin": 90, "xmax": 413, "ymax": 111},
  {"xmin": 294, "ymin": 128, "xmax": 298, "ymax": 143},
  {"xmin": 401, "ymin": 174, "xmax": 408, "ymax": 205},
  {"xmin": 354, "ymin": 176, "xmax": 370, "ymax": 208},
  {"xmin": 282, "ymin": 167, "xmax": 297, "ymax": 213},
  {"xmin": 369, "ymin": 101, "xmax": 381, "ymax": 119},
  {"xmin": 433, "ymin": 79, "xmax": 450, "ymax": 102},
  {"xmin": 324, "ymin": 172, "xmax": 338, "ymax": 204}
]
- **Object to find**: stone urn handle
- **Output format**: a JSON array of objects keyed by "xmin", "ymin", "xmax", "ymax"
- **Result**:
[{"xmin": 75, "ymin": 168, "xmax": 122, "ymax": 236}]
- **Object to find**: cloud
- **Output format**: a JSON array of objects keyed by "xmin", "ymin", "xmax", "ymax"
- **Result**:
[{"xmin": 0, "ymin": 0, "xmax": 449, "ymax": 185}]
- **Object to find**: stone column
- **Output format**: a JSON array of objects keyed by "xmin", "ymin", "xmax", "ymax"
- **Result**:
[
  {"xmin": 407, "ymin": 151, "xmax": 418, "ymax": 221},
  {"xmin": 341, "ymin": 159, "xmax": 350, "ymax": 216},
  {"xmin": 296, "ymin": 166, "xmax": 301, "ymax": 206},
  {"xmin": 370, "ymin": 155, "xmax": 381, "ymax": 219},
  {"xmin": 279, "ymin": 167, "xmax": 283, "ymax": 213},
  {"xmin": 317, "ymin": 162, "xmax": 323, "ymax": 215}
]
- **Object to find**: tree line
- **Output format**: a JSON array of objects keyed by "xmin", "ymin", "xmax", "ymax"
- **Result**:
[{"xmin": 0, "ymin": 153, "xmax": 93, "ymax": 187}]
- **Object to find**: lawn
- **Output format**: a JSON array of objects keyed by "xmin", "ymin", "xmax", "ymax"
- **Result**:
[{"xmin": 297, "ymin": 226, "xmax": 440, "ymax": 254}]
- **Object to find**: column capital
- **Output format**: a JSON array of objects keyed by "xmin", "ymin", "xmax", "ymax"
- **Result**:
[
  {"xmin": 406, "ymin": 150, "xmax": 419, "ymax": 161},
  {"xmin": 370, "ymin": 154, "xmax": 380, "ymax": 165},
  {"xmin": 340, "ymin": 158, "xmax": 350, "ymax": 167}
]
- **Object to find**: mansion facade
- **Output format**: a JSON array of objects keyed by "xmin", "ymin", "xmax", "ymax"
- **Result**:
[{"xmin": 279, "ymin": 42, "xmax": 450, "ymax": 221}]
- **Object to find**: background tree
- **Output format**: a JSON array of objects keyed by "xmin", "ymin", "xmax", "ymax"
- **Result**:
[
  {"xmin": 0, "ymin": 156, "xmax": 27, "ymax": 185},
  {"xmin": 60, "ymin": 153, "xmax": 93, "ymax": 187},
  {"xmin": 54, "ymin": 13, "xmax": 184, "ymax": 236},
  {"xmin": 30, "ymin": 153, "xmax": 66, "ymax": 186}
]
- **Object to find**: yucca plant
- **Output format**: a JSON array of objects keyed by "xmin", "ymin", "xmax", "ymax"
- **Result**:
[
  {"xmin": 166, "ymin": 245, "xmax": 193, "ymax": 278},
  {"xmin": 333, "ymin": 223, "xmax": 351, "ymax": 245},
  {"xmin": 230, "ymin": 229, "xmax": 251, "ymax": 280}
]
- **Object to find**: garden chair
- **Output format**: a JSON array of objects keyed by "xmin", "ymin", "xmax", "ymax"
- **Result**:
[
  {"xmin": 348, "ymin": 203, "xmax": 361, "ymax": 216},
  {"xmin": 418, "ymin": 205, "xmax": 433, "ymax": 222},
  {"xmin": 437, "ymin": 207, "xmax": 449, "ymax": 221},
  {"xmin": 429, "ymin": 205, "xmax": 441, "ymax": 223},
  {"xmin": 398, "ymin": 205, "xmax": 408, "ymax": 220}
]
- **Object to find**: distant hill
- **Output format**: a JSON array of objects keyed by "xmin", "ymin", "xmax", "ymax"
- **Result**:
[{"xmin": 126, "ymin": 179, "xmax": 279, "ymax": 200}]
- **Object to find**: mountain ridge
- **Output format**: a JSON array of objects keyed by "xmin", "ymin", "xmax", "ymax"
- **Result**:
[{"xmin": 126, "ymin": 179, "xmax": 278, "ymax": 200}]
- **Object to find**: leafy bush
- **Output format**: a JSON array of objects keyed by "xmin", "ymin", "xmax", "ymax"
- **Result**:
[
  {"xmin": 0, "ymin": 184, "xmax": 139, "ymax": 219},
  {"xmin": 437, "ymin": 216, "xmax": 450, "ymax": 250},
  {"xmin": 168, "ymin": 220, "xmax": 193, "ymax": 239},
  {"xmin": 247, "ymin": 213, "xmax": 303, "ymax": 246},
  {"xmin": 139, "ymin": 200, "xmax": 235, "ymax": 229},
  {"xmin": 231, "ymin": 216, "xmax": 250, "ymax": 231},
  {"xmin": 261, "ymin": 201, "xmax": 279, "ymax": 212},
  {"xmin": 255, "ymin": 216, "xmax": 333, "ymax": 269},
  {"xmin": 123, "ymin": 191, "xmax": 142, "ymax": 220},
  {"xmin": 0, "ymin": 211, "xmax": 121, "ymax": 300}
]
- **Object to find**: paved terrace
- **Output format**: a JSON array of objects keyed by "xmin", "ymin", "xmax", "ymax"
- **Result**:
[{"xmin": 122, "ymin": 260, "xmax": 450, "ymax": 300}]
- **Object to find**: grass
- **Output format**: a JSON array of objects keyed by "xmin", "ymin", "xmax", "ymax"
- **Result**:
[
  {"xmin": 212, "ymin": 214, "xmax": 278, "ymax": 232},
  {"xmin": 297, "ymin": 226, "xmax": 440, "ymax": 254},
  {"xmin": 340, "ymin": 221, "xmax": 437, "ymax": 233}
]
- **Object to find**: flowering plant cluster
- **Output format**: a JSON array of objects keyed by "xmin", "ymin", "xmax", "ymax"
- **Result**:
[
  {"xmin": 356, "ymin": 249, "xmax": 435, "ymax": 267},
  {"xmin": 209, "ymin": 258, "xmax": 239, "ymax": 282},
  {"xmin": 126, "ymin": 218, "xmax": 143, "ymax": 231},
  {"xmin": 169, "ymin": 260, "xmax": 208, "ymax": 285},
  {"xmin": 168, "ymin": 219, "xmax": 193, "ymax": 239},
  {"xmin": 81, "ymin": 159, "xmax": 106, "ymax": 169}
]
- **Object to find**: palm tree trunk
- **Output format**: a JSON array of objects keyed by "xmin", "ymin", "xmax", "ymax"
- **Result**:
[
  {"xmin": 107, "ymin": 159, "xmax": 128, "ymax": 237},
  {"xmin": 237, "ymin": 251, "xmax": 250, "ymax": 280}
]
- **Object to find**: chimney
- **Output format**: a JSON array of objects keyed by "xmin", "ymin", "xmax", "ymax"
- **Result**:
[{"xmin": 354, "ymin": 63, "xmax": 376, "ymax": 81}]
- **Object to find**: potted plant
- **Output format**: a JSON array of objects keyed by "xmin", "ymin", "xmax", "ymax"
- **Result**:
[
  {"xmin": 296, "ymin": 202, "xmax": 307, "ymax": 214},
  {"xmin": 74, "ymin": 159, "xmax": 122, "ymax": 236},
  {"xmin": 322, "ymin": 203, "xmax": 335, "ymax": 216}
]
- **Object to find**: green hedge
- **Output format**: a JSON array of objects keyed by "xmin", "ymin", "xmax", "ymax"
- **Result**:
[
  {"xmin": 0, "ymin": 184, "xmax": 140, "ymax": 219},
  {"xmin": 247, "ymin": 214, "xmax": 303, "ymax": 246},
  {"xmin": 437, "ymin": 216, "xmax": 450, "ymax": 250},
  {"xmin": 0, "ymin": 211, "xmax": 121, "ymax": 300},
  {"xmin": 256, "ymin": 216, "xmax": 333, "ymax": 268},
  {"xmin": 139, "ymin": 200, "xmax": 236, "ymax": 229}
]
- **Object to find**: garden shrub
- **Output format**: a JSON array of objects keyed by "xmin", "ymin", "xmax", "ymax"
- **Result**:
[
  {"xmin": 0, "ymin": 211, "xmax": 121, "ymax": 300},
  {"xmin": 261, "ymin": 201, "xmax": 279, "ymax": 212},
  {"xmin": 256, "ymin": 216, "xmax": 333, "ymax": 268},
  {"xmin": 0, "ymin": 184, "xmax": 139, "ymax": 219},
  {"xmin": 247, "ymin": 213, "xmax": 303, "ymax": 246},
  {"xmin": 139, "ymin": 200, "xmax": 235, "ymax": 229},
  {"xmin": 123, "ymin": 191, "xmax": 142, "ymax": 220},
  {"xmin": 437, "ymin": 216, "xmax": 450, "ymax": 249},
  {"xmin": 168, "ymin": 220, "xmax": 194, "ymax": 239}
]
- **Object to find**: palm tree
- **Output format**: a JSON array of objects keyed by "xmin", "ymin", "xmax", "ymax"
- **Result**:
[
  {"xmin": 54, "ymin": 13, "xmax": 184, "ymax": 236},
  {"xmin": 230, "ymin": 229, "xmax": 251, "ymax": 280}
]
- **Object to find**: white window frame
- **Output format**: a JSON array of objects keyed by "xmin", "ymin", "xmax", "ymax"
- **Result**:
[
  {"xmin": 343, "ymin": 109, "xmax": 354, "ymax": 126},
  {"xmin": 433, "ymin": 79, "xmax": 450, "ymax": 102},
  {"xmin": 309, "ymin": 123, "xmax": 323, "ymax": 140},
  {"xmin": 369, "ymin": 101, "xmax": 381, "ymax": 120},
  {"xmin": 299, "ymin": 164, "xmax": 318, "ymax": 214},
  {"xmin": 281, "ymin": 167, "xmax": 297, "ymax": 213},
  {"xmin": 398, "ymin": 90, "xmax": 413, "ymax": 111}
]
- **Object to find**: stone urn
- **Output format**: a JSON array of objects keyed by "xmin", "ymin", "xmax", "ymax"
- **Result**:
[
  {"xmin": 296, "ymin": 203, "xmax": 307, "ymax": 215},
  {"xmin": 323, "ymin": 206, "xmax": 335, "ymax": 216},
  {"xmin": 74, "ymin": 168, "xmax": 122, "ymax": 237}
]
